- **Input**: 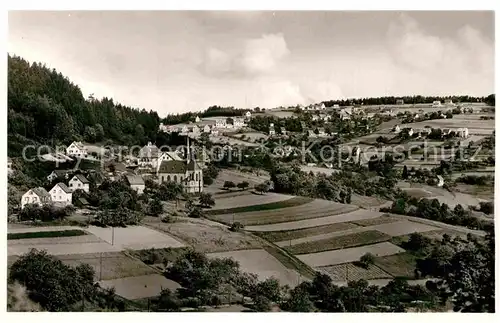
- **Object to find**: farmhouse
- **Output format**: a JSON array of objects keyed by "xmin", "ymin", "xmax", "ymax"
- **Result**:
[
  {"xmin": 454, "ymin": 127, "xmax": 469, "ymax": 138},
  {"xmin": 195, "ymin": 116, "xmax": 201, "ymax": 123},
  {"xmin": 125, "ymin": 174, "xmax": 145, "ymax": 195},
  {"xmin": 139, "ymin": 142, "xmax": 160, "ymax": 169},
  {"xmin": 444, "ymin": 99, "xmax": 456, "ymax": 107},
  {"xmin": 66, "ymin": 141, "xmax": 88, "ymax": 158},
  {"xmin": 245, "ymin": 111, "xmax": 252, "ymax": 118},
  {"xmin": 21, "ymin": 187, "xmax": 51, "ymax": 209},
  {"xmin": 396, "ymin": 99, "xmax": 404, "ymax": 105},
  {"xmin": 47, "ymin": 169, "xmax": 73, "ymax": 182},
  {"xmin": 393, "ymin": 125, "xmax": 401, "ymax": 133},
  {"xmin": 49, "ymin": 182, "xmax": 72, "ymax": 206},
  {"xmin": 69, "ymin": 174, "xmax": 90, "ymax": 193},
  {"xmin": 157, "ymin": 158, "xmax": 203, "ymax": 193},
  {"xmin": 233, "ymin": 117, "xmax": 246, "ymax": 128}
]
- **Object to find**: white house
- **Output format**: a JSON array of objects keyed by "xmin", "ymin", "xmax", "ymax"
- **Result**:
[
  {"xmin": 21, "ymin": 187, "xmax": 51, "ymax": 209},
  {"xmin": 66, "ymin": 141, "xmax": 87, "ymax": 158},
  {"xmin": 332, "ymin": 104, "xmax": 340, "ymax": 109},
  {"xmin": 234, "ymin": 117, "xmax": 246, "ymax": 128},
  {"xmin": 396, "ymin": 99, "xmax": 404, "ymax": 105},
  {"xmin": 455, "ymin": 128, "xmax": 469, "ymax": 138},
  {"xmin": 269, "ymin": 123, "xmax": 276, "ymax": 136},
  {"xmin": 139, "ymin": 142, "xmax": 160, "ymax": 169},
  {"xmin": 317, "ymin": 128, "xmax": 327, "ymax": 137},
  {"xmin": 49, "ymin": 182, "xmax": 73, "ymax": 206},
  {"xmin": 203, "ymin": 125, "xmax": 211, "ymax": 133},
  {"xmin": 68, "ymin": 174, "xmax": 90, "ymax": 193},
  {"xmin": 125, "ymin": 175, "xmax": 145, "ymax": 195},
  {"xmin": 195, "ymin": 116, "xmax": 201, "ymax": 123},
  {"xmin": 432, "ymin": 100, "xmax": 442, "ymax": 107},
  {"xmin": 312, "ymin": 115, "xmax": 320, "ymax": 121},
  {"xmin": 215, "ymin": 118, "xmax": 227, "ymax": 129},
  {"xmin": 245, "ymin": 111, "xmax": 252, "ymax": 118},
  {"xmin": 393, "ymin": 125, "xmax": 401, "ymax": 133}
]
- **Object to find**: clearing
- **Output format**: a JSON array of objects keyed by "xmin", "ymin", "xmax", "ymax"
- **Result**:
[
  {"xmin": 207, "ymin": 249, "xmax": 304, "ymax": 287},
  {"xmin": 297, "ymin": 242, "xmax": 405, "ymax": 267},
  {"xmin": 283, "ymin": 230, "xmax": 392, "ymax": 255}
]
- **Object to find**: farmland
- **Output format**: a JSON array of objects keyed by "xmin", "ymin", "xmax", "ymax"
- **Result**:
[
  {"xmin": 144, "ymin": 217, "xmax": 261, "ymax": 253},
  {"xmin": 319, "ymin": 263, "xmax": 393, "ymax": 281},
  {"xmin": 246, "ymin": 208, "xmax": 381, "ymax": 232},
  {"xmin": 297, "ymin": 242, "xmax": 406, "ymax": 267},
  {"xmin": 207, "ymin": 249, "xmax": 304, "ymax": 287},
  {"xmin": 367, "ymin": 221, "xmax": 439, "ymax": 237},
  {"xmin": 58, "ymin": 252, "xmax": 156, "ymax": 280},
  {"xmin": 208, "ymin": 195, "xmax": 311, "ymax": 213},
  {"xmin": 254, "ymin": 222, "xmax": 359, "ymax": 243},
  {"xmin": 99, "ymin": 274, "xmax": 181, "ymax": 300},
  {"xmin": 373, "ymin": 253, "xmax": 419, "ymax": 278},
  {"xmin": 283, "ymin": 230, "xmax": 392, "ymax": 255},
  {"xmin": 209, "ymin": 198, "xmax": 357, "ymax": 226}
]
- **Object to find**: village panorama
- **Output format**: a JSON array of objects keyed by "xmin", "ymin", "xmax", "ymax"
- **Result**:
[{"xmin": 6, "ymin": 11, "xmax": 495, "ymax": 313}]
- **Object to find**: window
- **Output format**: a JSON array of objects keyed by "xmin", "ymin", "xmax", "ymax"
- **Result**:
[
  {"xmin": 167, "ymin": 175, "xmax": 171, "ymax": 181},
  {"xmin": 25, "ymin": 197, "xmax": 28, "ymax": 202},
  {"xmin": 174, "ymin": 175, "xmax": 177, "ymax": 182},
  {"xmin": 196, "ymin": 173, "xmax": 199, "ymax": 181},
  {"xmin": 78, "ymin": 183, "xmax": 81, "ymax": 187}
]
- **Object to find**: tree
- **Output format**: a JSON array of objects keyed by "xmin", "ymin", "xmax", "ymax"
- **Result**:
[
  {"xmin": 229, "ymin": 222, "xmax": 244, "ymax": 232},
  {"xmin": 254, "ymin": 183, "xmax": 269, "ymax": 195},
  {"xmin": 402, "ymin": 165, "xmax": 409, "ymax": 179},
  {"xmin": 8, "ymin": 249, "xmax": 100, "ymax": 311},
  {"xmin": 359, "ymin": 253, "xmax": 375, "ymax": 269},
  {"xmin": 148, "ymin": 198, "xmax": 163, "ymax": 216},
  {"xmin": 282, "ymin": 284, "xmax": 315, "ymax": 312},
  {"xmin": 223, "ymin": 181, "xmax": 236, "ymax": 190},
  {"xmin": 95, "ymin": 123, "xmax": 105, "ymax": 142},
  {"xmin": 255, "ymin": 278, "xmax": 282, "ymax": 302},
  {"xmin": 237, "ymin": 181, "xmax": 250, "ymax": 191},
  {"xmin": 252, "ymin": 295, "xmax": 271, "ymax": 312},
  {"xmin": 188, "ymin": 206, "xmax": 203, "ymax": 218},
  {"xmin": 198, "ymin": 192, "xmax": 215, "ymax": 208}
]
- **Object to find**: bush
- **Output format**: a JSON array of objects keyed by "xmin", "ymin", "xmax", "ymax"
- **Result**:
[
  {"xmin": 229, "ymin": 222, "xmax": 244, "ymax": 232},
  {"xmin": 252, "ymin": 295, "xmax": 271, "ymax": 312},
  {"xmin": 479, "ymin": 201, "xmax": 494, "ymax": 215},
  {"xmin": 188, "ymin": 207, "xmax": 203, "ymax": 218},
  {"xmin": 223, "ymin": 181, "xmax": 236, "ymax": 190}
]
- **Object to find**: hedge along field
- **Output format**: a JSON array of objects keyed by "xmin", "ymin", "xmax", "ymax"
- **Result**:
[
  {"xmin": 205, "ymin": 196, "xmax": 313, "ymax": 215},
  {"xmin": 7, "ymin": 229, "xmax": 87, "ymax": 240},
  {"xmin": 208, "ymin": 199, "xmax": 359, "ymax": 226},
  {"xmin": 283, "ymin": 230, "xmax": 392, "ymax": 255}
]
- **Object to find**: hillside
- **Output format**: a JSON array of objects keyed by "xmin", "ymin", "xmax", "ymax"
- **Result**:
[{"xmin": 7, "ymin": 55, "xmax": 161, "ymax": 156}]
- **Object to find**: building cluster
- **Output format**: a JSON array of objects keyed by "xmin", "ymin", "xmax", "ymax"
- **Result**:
[
  {"xmin": 21, "ymin": 173, "xmax": 89, "ymax": 209},
  {"xmin": 159, "ymin": 112, "xmax": 252, "ymax": 137},
  {"xmin": 395, "ymin": 125, "xmax": 469, "ymax": 139}
]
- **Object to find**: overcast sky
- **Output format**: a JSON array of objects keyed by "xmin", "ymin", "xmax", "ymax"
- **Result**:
[{"xmin": 8, "ymin": 11, "xmax": 494, "ymax": 116}]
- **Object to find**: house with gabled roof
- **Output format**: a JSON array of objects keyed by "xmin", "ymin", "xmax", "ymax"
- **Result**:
[
  {"xmin": 49, "ymin": 182, "xmax": 73, "ymax": 206},
  {"xmin": 69, "ymin": 174, "xmax": 90, "ymax": 193},
  {"xmin": 47, "ymin": 169, "xmax": 73, "ymax": 182},
  {"xmin": 125, "ymin": 174, "xmax": 145, "ymax": 194},
  {"xmin": 139, "ymin": 142, "xmax": 160, "ymax": 169},
  {"xmin": 21, "ymin": 187, "xmax": 51, "ymax": 209},
  {"xmin": 66, "ymin": 141, "xmax": 88, "ymax": 158}
]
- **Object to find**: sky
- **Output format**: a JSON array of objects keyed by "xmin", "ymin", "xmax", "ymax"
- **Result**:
[{"xmin": 8, "ymin": 11, "xmax": 495, "ymax": 116}]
